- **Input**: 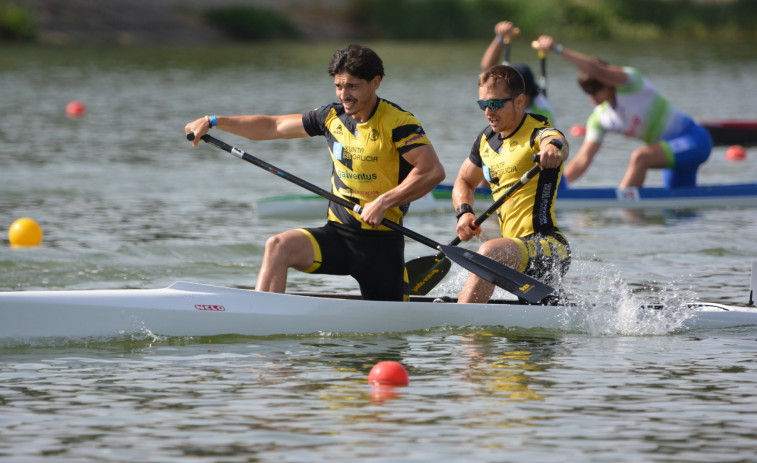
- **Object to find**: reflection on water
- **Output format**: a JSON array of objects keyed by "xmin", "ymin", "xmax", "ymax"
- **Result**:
[{"xmin": 456, "ymin": 331, "xmax": 551, "ymax": 401}]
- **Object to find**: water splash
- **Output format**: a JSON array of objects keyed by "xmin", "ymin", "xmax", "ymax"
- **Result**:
[
  {"xmin": 428, "ymin": 258, "xmax": 699, "ymax": 336},
  {"xmin": 565, "ymin": 261, "xmax": 698, "ymax": 336}
]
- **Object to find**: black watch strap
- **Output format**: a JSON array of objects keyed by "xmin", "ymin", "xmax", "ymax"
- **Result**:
[
  {"xmin": 548, "ymin": 138, "xmax": 564, "ymax": 151},
  {"xmin": 455, "ymin": 203, "xmax": 475, "ymax": 220}
]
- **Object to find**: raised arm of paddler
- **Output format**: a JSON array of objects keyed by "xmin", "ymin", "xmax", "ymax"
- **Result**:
[
  {"xmin": 481, "ymin": 21, "xmax": 520, "ymax": 70},
  {"xmin": 531, "ymin": 36, "xmax": 628, "ymax": 87}
]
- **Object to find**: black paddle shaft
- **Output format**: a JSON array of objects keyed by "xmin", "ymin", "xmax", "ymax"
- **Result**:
[
  {"xmin": 446, "ymin": 157, "xmax": 541, "ymax": 249},
  {"xmin": 539, "ymin": 51, "xmax": 548, "ymax": 97},
  {"xmin": 188, "ymin": 133, "xmax": 444, "ymax": 251}
]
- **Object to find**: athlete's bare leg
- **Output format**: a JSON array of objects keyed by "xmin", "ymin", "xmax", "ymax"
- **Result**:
[
  {"xmin": 458, "ymin": 237, "xmax": 522, "ymax": 304},
  {"xmin": 255, "ymin": 229, "xmax": 314, "ymax": 293}
]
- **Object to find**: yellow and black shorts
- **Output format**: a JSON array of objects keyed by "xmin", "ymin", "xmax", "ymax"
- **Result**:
[
  {"xmin": 297, "ymin": 221, "xmax": 408, "ymax": 301},
  {"xmin": 512, "ymin": 229, "xmax": 571, "ymax": 286}
]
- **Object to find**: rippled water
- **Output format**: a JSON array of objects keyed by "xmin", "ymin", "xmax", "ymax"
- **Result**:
[{"xmin": 1, "ymin": 42, "xmax": 757, "ymax": 461}]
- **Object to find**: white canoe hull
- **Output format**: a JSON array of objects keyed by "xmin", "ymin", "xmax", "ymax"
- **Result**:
[{"xmin": 1, "ymin": 282, "xmax": 756, "ymax": 339}]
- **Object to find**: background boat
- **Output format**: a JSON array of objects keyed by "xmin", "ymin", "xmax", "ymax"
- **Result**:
[
  {"xmin": 700, "ymin": 119, "xmax": 757, "ymax": 146},
  {"xmin": 257, "ymin": 180, "xmax": 757, "ymax": 217}
]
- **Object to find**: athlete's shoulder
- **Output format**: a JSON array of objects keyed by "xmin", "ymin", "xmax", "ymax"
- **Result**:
[
  {"xmin": 306, "ymin": 102, "xmax": 343, "ymax": 120},
  {"xmin": 526, "ymin": 112, "xmax": 550, "ymax": 126},
  {"xmin": 618, "ymin": 67, "xmax": 644, "ymax": 93},
  {"xmin": 479, "ymin": 125, "xmax": 499, "ymax": 142},
  {"xmin": 378, "ymin": 98, "xmax": 415, "ymax": 116},
  {"xmin": 303, "ymin": 103, "xmax": 344, "ymax": 136}
]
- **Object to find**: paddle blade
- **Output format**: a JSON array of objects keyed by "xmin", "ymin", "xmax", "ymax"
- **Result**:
[
  {"xmin": 439, "ymin": 245, "xmax": 554, "ymax": 303},
  {"xmin": 406, "ymin": 255, "xmax": 452, "ymax": 296}
]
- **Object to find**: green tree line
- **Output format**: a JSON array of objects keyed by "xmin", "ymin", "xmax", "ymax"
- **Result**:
[
  {"xmin": 347, "ymin": 0, "xmax": 756, "ymax": 42},
  {"xmin": 3, "ymin": 0, "xmax": 755, "ymax": 43}
]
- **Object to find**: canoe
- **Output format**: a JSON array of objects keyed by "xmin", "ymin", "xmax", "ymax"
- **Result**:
[
  {"xmin": 434, "ymin": 182, "xmax": 757, "ymax": 211},
  {"xmin": 700, "ymin": 119, "xmax": 757, "ymax": 146},
  {"xmin": 256, "ymin": 182, "xmax": 757, "ymax": 218},
  {"xmin": 1, "ymin": 281, "xmax": 756, "ymax": 340},
  {"xmin": 570, "ymin": 119, "xmax": 757, "ymax": 147}
]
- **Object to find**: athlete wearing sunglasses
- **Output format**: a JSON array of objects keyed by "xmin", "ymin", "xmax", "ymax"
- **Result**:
[
  {"xmin": 452, "ymin": 64, "xmax": 571, "ymax": 304},
  {"xmin": 476, "ymin": 94, "xmax": 520, "ymax": 111}
]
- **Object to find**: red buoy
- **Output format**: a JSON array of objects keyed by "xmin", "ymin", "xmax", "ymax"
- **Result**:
[
  {"xmin": 65, "ymin": 100, "xmax": 86, "ymax": 119},
  {"xmin": 725, "ymin": 145, "xmax": 746, "ymax": 161},
  {"xmin": 569, "ymin": 124, "xmax": 586, "ymax": 137},
  {"xmin": 368, "ymin": 361, "xmax": 409, "ymax": 386}
]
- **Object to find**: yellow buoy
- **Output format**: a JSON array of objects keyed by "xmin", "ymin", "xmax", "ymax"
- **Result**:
[{"xmin": 8, "ymin": 217, "xmax": 43, "ymax": 247}]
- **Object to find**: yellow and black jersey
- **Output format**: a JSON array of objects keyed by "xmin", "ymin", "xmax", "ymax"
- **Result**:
[
  {"xmin": 469, "ymin": 113, "xmax": 564, "ymax": 239},
  {"xmin": 302, "ymin": 98, "xmax": 431, "ymax": 231}
]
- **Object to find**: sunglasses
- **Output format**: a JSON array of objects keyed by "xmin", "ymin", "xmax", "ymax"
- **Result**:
[{"xmin": 477, "ymin": 94, "xmax": 520, "ymax": 111}]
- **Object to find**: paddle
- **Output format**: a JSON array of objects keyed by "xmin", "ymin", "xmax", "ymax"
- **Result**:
[
  {"xmin": 530, "ymin": 40, "xmax": 548, "ymax": 97},
  {"xmin": 407, "ymin": 157, "xmax": 542, "ymax": 296},
  {"xmin": 186, "ymin": 133, "xmax": 554, "ymax": 303},
  {"xmin": 502, "ymin": 26, "xmax": 519, "ymax": 65},
  {"xmin": 538, "ymin": 50, "xmax": 548, "ymax": 97}
]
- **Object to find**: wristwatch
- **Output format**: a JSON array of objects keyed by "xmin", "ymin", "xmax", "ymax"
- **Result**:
[
  {"xmin": 455, "ymin": 203, "xmax": 475, "ymax": 220},
  {"xmin": 548, "ymin": 139, "xmax": 564, "ymax": 152}
]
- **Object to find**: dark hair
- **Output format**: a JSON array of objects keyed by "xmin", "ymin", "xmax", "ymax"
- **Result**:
[
  {"xmin": 513, "ymin": 64, "xmax": 538, "ymax": 98},
  {"xmin": 577, "ymin": 57, "xmax": 610, "ymax": 93},
  {"xmin": 479, "ymin": 64, "xmax": 525, "ymax": 96},
  {"xmin": 328, "ymin": 44, "xmax": 385, "ymax": 81}
]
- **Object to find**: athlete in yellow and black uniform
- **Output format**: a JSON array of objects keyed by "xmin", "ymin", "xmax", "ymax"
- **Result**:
[
  {"xmin": 185, "ymin": 44, "xmax": 445, "ymax": 301},
  {"xmin": 299, "ymin": 98, "xmax": 435, "ymax": 300},
  {"xmin": 471, "ymin": 115, "xmax": 564, "ymax": 239},
  {"xmin": 453, "ymin": 64, "xmax": 570, "ymax": 304},
  {"xmin": 303, "ymin": 98, "xmax": 430, "ymax": 230}
]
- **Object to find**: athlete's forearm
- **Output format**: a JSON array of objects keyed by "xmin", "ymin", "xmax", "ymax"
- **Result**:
[
  {"xmin": 563, "ymin": 140, "xmax": 600, "ymax": 182},
  {"xmin": 380, "ymin": 163, "xmax": 445, "ymax": 209},
  {"xmin": 215, "ymin": 114, "xmax": 308, "ymax": 140},
  {"xmin": 481, "ymin": 38, "xmax": 505, "ymax": 70}
]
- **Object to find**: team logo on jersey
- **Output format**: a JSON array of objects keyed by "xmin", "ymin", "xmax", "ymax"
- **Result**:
[
  {"xmin": 333, "ymin": 142, "xmax": 343, "ymax": 160},
  {"xmin": 336, "ymin": 170, "xmax": 377, "ymax": 182},
  {"xmin": 369, "ymin": 129, "xmax": 380, "ymax": 141},
  {"xmin": 508, "ymin": 140, "xmax": 519, "ymax": 152},
  {"xmin": 483, "ymin": 165, "xmax": 499, "ymax": 184},
  {"xmin": 402, "ymin": 127, "xmax": 426, "ymax": 146}
]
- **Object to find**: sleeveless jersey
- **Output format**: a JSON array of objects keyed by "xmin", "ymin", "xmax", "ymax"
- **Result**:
[
  {"xmin": 302, "ymin": 98, "xmax": 431, "ymax": 231},
  {"xmin": 468, "ymin": 113, "xmax": 564, "ymax": 239},
  {"xmin": 585, "ymin": 67, "xmax": 691, "ymax": 144}
]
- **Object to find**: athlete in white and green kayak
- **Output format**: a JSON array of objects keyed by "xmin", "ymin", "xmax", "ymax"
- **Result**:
[{"xmin": 533, "ymin": 35, "xmax": 712, "ymax": 189}]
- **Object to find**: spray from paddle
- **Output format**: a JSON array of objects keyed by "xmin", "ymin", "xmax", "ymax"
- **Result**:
[{"xmin": 565, "ymin": 260, "xmax": 698, "ymax": 336}]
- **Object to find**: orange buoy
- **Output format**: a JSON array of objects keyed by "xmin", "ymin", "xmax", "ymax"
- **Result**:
[
  {"xmin": 725, "ymin": 145, "xmax": 746, "ymax": 161},
  {"xmin": 569, "ymin": 124, "xmax": 586, "ymax": 137},
  {"xmin": 8, "ymin": 217, "xmax": 43, "ymax": 247},
  {"xmin": 368, "ymin": 361, "xmax": 409, "ymax": 386},
  {"xmin": 65, "ymin": 100, "xmax": 86, "ymax": 119}
]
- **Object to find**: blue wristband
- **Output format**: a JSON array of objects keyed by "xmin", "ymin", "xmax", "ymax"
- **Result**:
[
  {"xmin": 496, "ymin": 35, "xmax": 504, "ymax": 44},
  {"xmin": 210, "ymin": 115, "xmax": 217, "ymax": 128},
  {"xmin": 554, "ymin": 44, "xmax": 563, "ymax": 55}
]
